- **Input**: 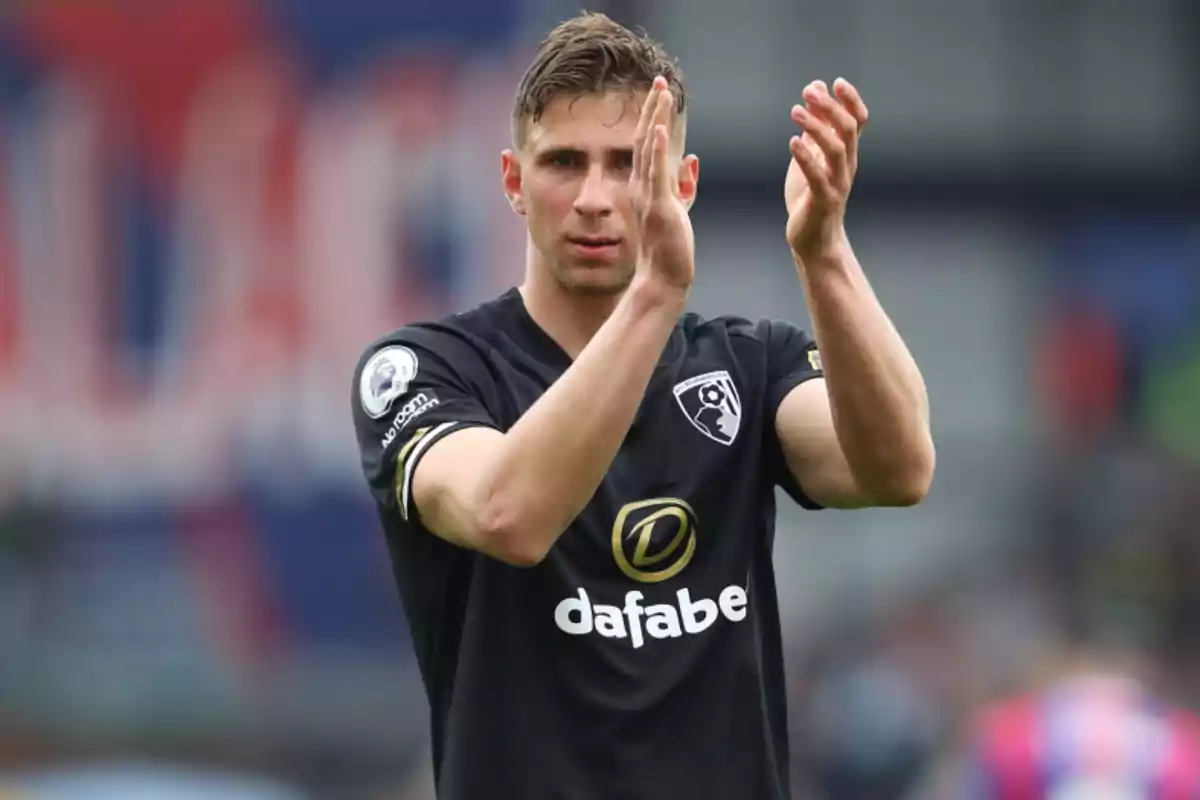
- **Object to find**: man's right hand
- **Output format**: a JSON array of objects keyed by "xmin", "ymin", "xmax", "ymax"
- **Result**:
[
  {"xmin": 631, "ymin": 76, "xmax": 694, "ymax": 296},
  {"xmin": 399, "ymin": 77, "xmax": 695, "ymax": 567},
  {"xmin": 409, "ymin": 272, "xmax": 684, "ymax": 565}
]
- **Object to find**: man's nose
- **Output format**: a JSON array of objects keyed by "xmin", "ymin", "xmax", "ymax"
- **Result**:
[{"xmin": 573, "ymin": 165, "xmax": 613, "ymax": 217}]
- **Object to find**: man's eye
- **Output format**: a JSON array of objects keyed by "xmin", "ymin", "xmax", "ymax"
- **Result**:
[
  {"xmin": 550, "ymin": 153, "xmax": 579, "ymax": 168},
  {"xmin": 612, "ymin": 153, "xmax": 634, "ymax": 171}
]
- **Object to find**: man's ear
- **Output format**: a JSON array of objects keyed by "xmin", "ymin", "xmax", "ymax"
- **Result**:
[
  {"xmin": 677, "ymin": 154, "xmax": 699, "ymax": 211},
  {"xmin": 501, "ymin": 149, "xmax": 526, "ymax": 216}
]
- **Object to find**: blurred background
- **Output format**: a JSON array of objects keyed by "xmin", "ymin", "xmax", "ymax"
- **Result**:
[{"xmin": 0, "ymin": 0, "xmax": 1197, "ymax": 797}]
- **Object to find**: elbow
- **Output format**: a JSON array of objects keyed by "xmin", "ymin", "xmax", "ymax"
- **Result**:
[
  {"xmin": 491, "ymin": 537, "xmax": 551, "ymax": 569},
  {"xmin": 873, "ymin": 476, "xmax": 931, "ymax": 507},
  {"xmin": 473, "ymin": 501, "xmax": 553, "ymax": 568},
  {"xmin": 865, "ymin": 439, "xmax": 936, "ymax": 508}
]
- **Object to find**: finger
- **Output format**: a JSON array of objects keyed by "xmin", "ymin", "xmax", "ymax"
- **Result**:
[
  {"xmin": 632, "ymin": 76, "xmax": 666, "ymax": 181},
  {"xmin": 791, "ymin": 104, "xmax": 846, "ymax": 185},
  {"xmin": 653, "ymin": 81, "xmax": 673, "ymax": 136},
  {"xmin": 648, "ymin": 89, "xmax": 672, "ymax": 198},
  {"xmin": 631, "ymin": 85, "xmax": 657, "ymax": 183},
  {"xmin": 649, "ymin": 123, "xmax": 671, "ymax": 199},
  {"xmin": 802, "ymin": 82, "xmax": 859, "ymax": 176},
  {"xmin": 789, "ymin": 134, "xmax": 833, "ymax": 203},
  {"xmin": 640, "ymin": 111, "xmax": 657, "ymax": 188},
  {"xmin": 832, "ymin": 77, "xmax": 869, "ymax": 129},
  {"xmin": 803, "ymin": 81, "xmax": 858, "ymax": 145},
  {"xmin": 640, "ymin": 89, "xmax": 668, "ymax": 188}
]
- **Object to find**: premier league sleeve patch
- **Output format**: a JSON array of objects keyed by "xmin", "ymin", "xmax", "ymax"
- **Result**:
[
  {"xmin": 351, "ymin": 327, "xmax": 503, "ymax": 516},
  {"xmin": 359, "ymin": 345, "xmax": 420, "ymax": 419}
]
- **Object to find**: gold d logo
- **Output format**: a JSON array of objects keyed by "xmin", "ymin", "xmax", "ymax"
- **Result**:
[{"xmin": 612, "ymin": 498, "xmax": 697, "ymax": 583}]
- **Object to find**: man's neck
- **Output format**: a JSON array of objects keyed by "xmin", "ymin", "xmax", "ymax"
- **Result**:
[{"xmin": 519, "ymin": 269, "xmax": 623, "ymax": 360}]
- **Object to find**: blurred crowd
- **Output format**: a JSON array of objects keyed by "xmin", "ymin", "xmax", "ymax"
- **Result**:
[
  {"xmin": 789, "ymin": 244, "xmax": 1200, "ymax": 798},
  {"xmin": 0, "ymin": 0, "xmax": 1197, "ymax": 798}
]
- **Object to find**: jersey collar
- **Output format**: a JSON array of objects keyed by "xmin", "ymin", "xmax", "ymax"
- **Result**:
[{"xmin": 500, "ymin": 287, "xmax": 682, "ymax": 374}]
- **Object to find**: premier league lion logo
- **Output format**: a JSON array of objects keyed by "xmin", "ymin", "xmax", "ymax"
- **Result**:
[{"xmin": 360, "ymin": 346, "xmax": 419, "ymax": 419}]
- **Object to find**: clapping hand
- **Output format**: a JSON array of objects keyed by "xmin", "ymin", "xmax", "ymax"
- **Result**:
[
  {"xmin": 631, "ymin": 76, "xmax": 695, "ymax": 294},
  {"xmin": 785, "ymin": 78, "xmax": 869, "ymax": 262}
]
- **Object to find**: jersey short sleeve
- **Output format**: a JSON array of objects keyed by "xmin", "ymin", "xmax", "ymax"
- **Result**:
[
  {"xmin": 351, "ymin": 325, "xmax": 501, "ymax": 522},
  {"xmin": 758, "ymin": 318, "xmax": 825, "ymax": 510}
]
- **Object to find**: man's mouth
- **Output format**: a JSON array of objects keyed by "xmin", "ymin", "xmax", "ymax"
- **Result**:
[{"xmin": 568, "ymin": 236, "xmax": 621, "ymax": 247}]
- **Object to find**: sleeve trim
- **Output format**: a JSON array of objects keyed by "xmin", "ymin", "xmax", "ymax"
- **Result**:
[
  {"xmin": 770, "ymin": 369, "xmax": 825, "ymax": 418},
  {"xmin": 770, "ymin": 373, "xmax": 827, "ymax": 512},
  {"xmin": 396, "ymin": 421, "xmax": 485, "ymax": 522}
]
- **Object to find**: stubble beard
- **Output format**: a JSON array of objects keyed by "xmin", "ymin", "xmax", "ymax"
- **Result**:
[{"xmin": 550, "ymin": 258, "xmax": 636, "ymax": 297}]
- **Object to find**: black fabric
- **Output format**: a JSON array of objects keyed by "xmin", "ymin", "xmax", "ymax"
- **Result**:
[{"xmin": 350, "ymin": 288, "xmax": 827, "ymax": 800}]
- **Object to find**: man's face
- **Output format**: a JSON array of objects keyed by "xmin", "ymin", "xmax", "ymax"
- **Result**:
[{"xmin": 503, "ymin": 90, "xmax": 688, "ymax": 296}]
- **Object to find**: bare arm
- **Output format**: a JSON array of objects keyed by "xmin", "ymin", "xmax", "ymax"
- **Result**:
[
  {"xmin": 779, "ymin": 78, "xmax": 933, "ymax": 508},
  {"xmin": 408, "ymin": 76, "xmax": 694, "ymax": 566},
  {"xmin": 410, "ymin": 280, "xmax": 683, "ymax": 565},
  {"xmin": 778, "ymin": 245, "xmax": 933, "ymax": 508}
]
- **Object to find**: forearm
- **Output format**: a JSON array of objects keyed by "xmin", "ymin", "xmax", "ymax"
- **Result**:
[
  {"xmin": 476, "ymin": 278, "xmax": 685, "ymax": 556},
  {"xmin": 794, "ymin": 238, "xmax": 933, "ymax": 497}
]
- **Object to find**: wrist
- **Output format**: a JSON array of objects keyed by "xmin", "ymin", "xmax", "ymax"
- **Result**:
[
  {"xmin": 790, "ymin": 229, "xmax": 853, "ymax": 273},
  {"xmin": 625, "ymin": 275, "xmax": 689, "ymax": 318}
]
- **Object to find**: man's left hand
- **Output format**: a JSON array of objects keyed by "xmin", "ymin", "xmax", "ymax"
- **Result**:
[{"xmin": 784, "ymin": 78, "xmax": 869, "ymax": 262}]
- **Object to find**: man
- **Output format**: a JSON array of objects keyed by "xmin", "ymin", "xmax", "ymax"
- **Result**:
[
  {"xmin": 961, "ymin": 667, "xmax": 1200, "ymax": 799},
  {"xmin": 351, "ymin": 11, "xmax": 933, "ymax": 799}
]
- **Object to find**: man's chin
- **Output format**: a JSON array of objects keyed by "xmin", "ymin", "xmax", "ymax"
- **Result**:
[{"xmin": 554, "ymin": 264, "xmax": 634, "ymax": 295}]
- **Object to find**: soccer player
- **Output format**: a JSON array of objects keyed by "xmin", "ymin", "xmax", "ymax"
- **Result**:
[{"xmin": 351, "ymin": 12, "xmax": 934, "ymax": 799}]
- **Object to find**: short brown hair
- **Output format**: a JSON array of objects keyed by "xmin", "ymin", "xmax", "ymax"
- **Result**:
[{"xmin": 512, "ymin": 11, "xmax": 687, "ymax": 148}]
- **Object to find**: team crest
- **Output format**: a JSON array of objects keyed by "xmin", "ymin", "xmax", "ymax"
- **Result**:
[
  {"xmin": 360, "ymin": 346, "xmax": 419, "ymax": 419},
  {"xmin": 673, "ymin": 370, "xmax": 742, "ymax": 446}
]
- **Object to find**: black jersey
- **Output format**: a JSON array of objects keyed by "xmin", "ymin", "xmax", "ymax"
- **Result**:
[{"xmin": 351, "ymin": 287, "xmax": 825, "ymax": 800}]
